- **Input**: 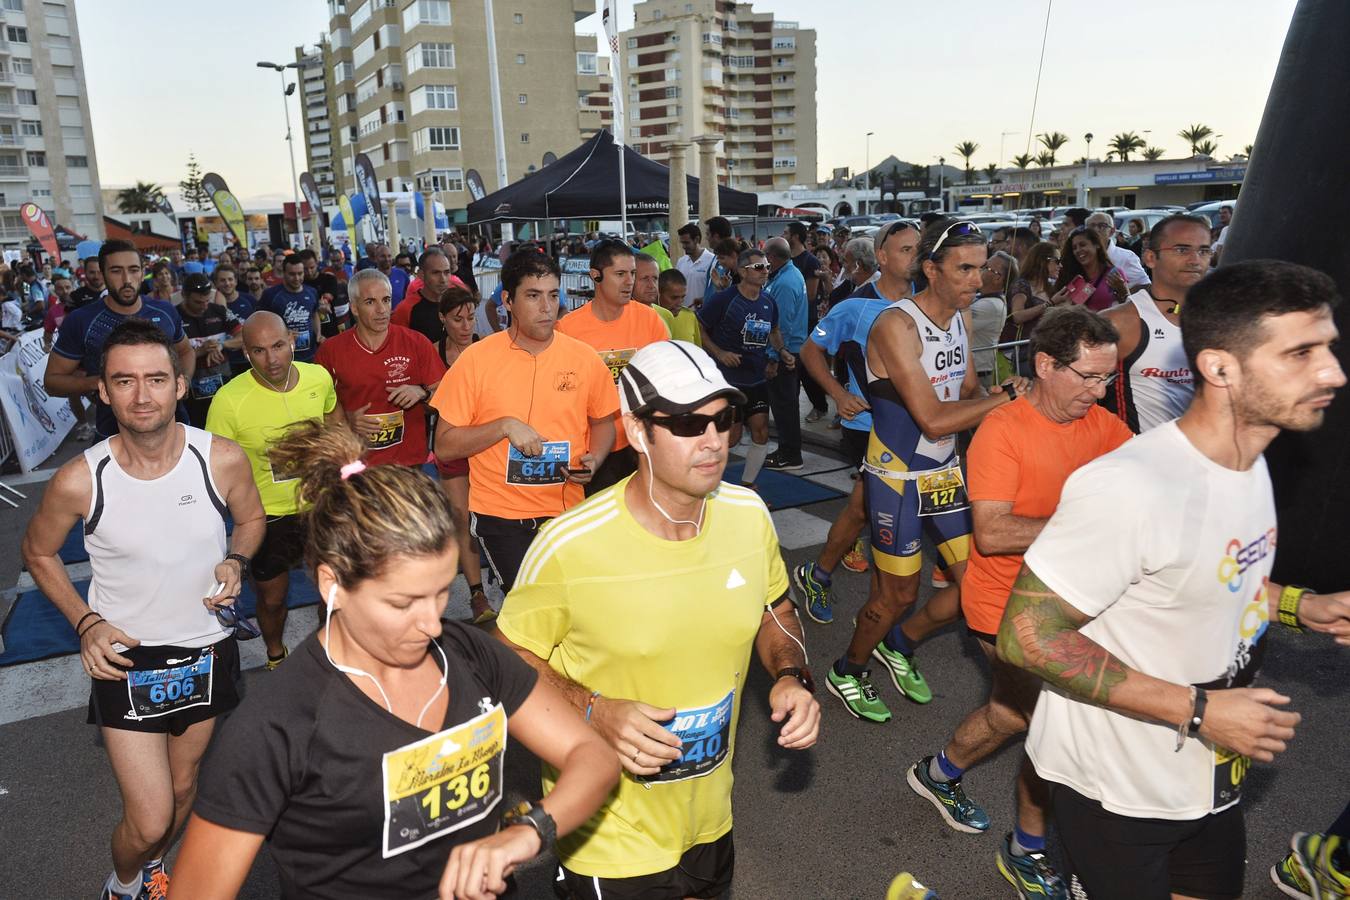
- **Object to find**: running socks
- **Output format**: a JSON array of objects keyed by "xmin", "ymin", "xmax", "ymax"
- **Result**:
[
  {"xmin": 834, "ymin": 657, "xmax": 867, "ymax": 678},
  {"xmin": 742, "ymin": 441, "xmax": 769, "ymax": 486},
  {"xmin": 931, "ymin": 750, "xmax": 964, "ymax": 783},
  {"xmin": 1011, "ymin": 824, "xmax": 1046, "ymax": 857},
  {"xmin": 107, "ymin": 870, "xmax": 142, "ymax": 898},
  {"xmin": 468, "ymin": 582, "xmax": 483, "ymax": 595},
  {"xmin": 883, "ymin": 624, "xmax": 915, "ymax": 655},
  {"xmin": 810, "ymin": 563, "xmax": 833, "ymax": 586}
]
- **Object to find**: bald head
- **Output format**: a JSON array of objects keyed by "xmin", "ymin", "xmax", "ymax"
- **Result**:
[
  {"xmin": 764, "ymin": 236, "xmax": 791, "ymax": 273},
  {"xmin": 242, "ymin": 310, "xmax": 295, "ymax": 384},
  {"xmin": 242, "ymin": 310, "xmax": 288, "ymax": 346}
]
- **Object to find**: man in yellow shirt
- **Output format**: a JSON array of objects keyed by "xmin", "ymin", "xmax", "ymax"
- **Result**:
[
  {"xmin": 497, "ymin": 340, "xmax": 820, "ymax": 898},
  {"xmin": 205, "ymin": 311, "xmax": 339, "ymax": 667},
  {"xmin": 657, "ymin": 269, "xmax": 703, "ymax": 346}
]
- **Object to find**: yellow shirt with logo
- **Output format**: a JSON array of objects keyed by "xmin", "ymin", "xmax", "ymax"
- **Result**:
[
  {"xmin": 204, "ymin": 363, "xmax": 337, "ymax": 516},
  {"xmin": 666, "ymin": 305, "xmax": 703, "ymax": 347},
  {"xmin": 498, "ymin": 477, "xmax": 788, "ymax": 878}
]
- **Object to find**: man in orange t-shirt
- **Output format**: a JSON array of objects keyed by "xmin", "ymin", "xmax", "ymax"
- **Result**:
[
  {"xmin": 557, "ymin": 239, "xmax": 671, "ymax": 494},
  {"xmin": 906, "ymin": 307, "xmax": 1132, "ymax": 890},
  {"xmin": 430, "ymin": 250, "xmax": 618, "ymax": 591}
]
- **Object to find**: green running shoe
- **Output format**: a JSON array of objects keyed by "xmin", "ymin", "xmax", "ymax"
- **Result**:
[
  {"xmin": 996, "ymin": 833, "xmax": 1067, "ymax": 899},
  {"xmin": 872, "ymin": 642, "xmax": 933, "ymax": 704},
  {"xmin": 792, "ymin": 562, "xmax": 833, "ymax": 624},
  {"xmin": 825, "ymin": 666, "xmax": 891, "ymax": 722},
  {"xmin": 1272, "ymin": 847, "xmax": 1314, "ymax": 899},
  {"xmin": 906, "ymin": 757, "xmax": 990, "ymax": 833},
  {"xmin": 1290, "ymin": 831, "xmax": 1349, "ymax": 900}
]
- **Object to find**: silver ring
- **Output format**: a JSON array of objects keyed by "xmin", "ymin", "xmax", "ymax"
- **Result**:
[{"xmin": 632, "ymin": 748, "xmax": 640, "ymax": 762}]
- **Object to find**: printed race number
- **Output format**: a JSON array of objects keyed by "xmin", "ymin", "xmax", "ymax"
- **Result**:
[
  {"xmin": 367, "ymin": 410, "xmax": 406, "ymax": 450},
  {"xmin": 915, "ymin": 467, "xmax": 969, "ymax": 517},
  {"xmin": 640, "ymin": 690, "xmax": 735, "ymax": 784},
  {"xmin": 126, "ymin": 651, "xmax": 214, "ymax": 720}
]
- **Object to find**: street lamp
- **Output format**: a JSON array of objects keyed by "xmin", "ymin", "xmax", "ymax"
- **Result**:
[
  {"xmin": 257, "ymin": 60, "xmax": 303, "ymax": 247},
  {"xmin": 937, "ymin": 155, "xmax": 945, "ymax": 210},
  {"xmin": 864, "ymin": 131, "xmax": 874, "ymax": 214},
  {"xmin": 1082, "ymin": 133, "xmax": 1094, "ymax": 206}
]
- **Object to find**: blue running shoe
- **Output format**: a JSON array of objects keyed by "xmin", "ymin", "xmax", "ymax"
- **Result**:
[
  {"xmin": 792, "ymin": 563, "xmax": 833, "ymax": 624},
  {"xmin": 996, "ymin": 833, "xmax": 1067, "ymax": 899},
  {"xmin": 906, "ymin": 756, "xmax": 990, "ymax": 833}
]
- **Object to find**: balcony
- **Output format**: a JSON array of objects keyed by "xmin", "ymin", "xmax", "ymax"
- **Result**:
[
  {"xmin": 0, "ymin": 163, "xmax": 27, "ymax": 178},
  {"xmin": 0, "ymin": 102, "xmax": 16, "ymax": 117},
  {"xmin": 0, "ymin": 134, "xmax": 16, "ymax": 145}
]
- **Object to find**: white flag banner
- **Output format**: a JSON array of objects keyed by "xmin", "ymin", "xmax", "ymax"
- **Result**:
[
  {"xmin": 0, "ymin": 329, "xmax": 77, "ymax": 473},
  {"xmin": 602, "ymin": 0, "xmax": 625, "ymax": 147}
]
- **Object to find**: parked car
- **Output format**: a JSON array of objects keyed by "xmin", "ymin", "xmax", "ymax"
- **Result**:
[
  {"xmin": 1186, "ymin": 199, "xmax": 1238, "ymax": 227},
  {"xmin": 1113, "ymin": 209, "xmax": 1175, "ymax": 236}
]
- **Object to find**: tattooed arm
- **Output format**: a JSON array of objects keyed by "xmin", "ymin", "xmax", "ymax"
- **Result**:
[{"xmin": 996, "ymin": 563, "xmax": 1194, "ymax": 724}]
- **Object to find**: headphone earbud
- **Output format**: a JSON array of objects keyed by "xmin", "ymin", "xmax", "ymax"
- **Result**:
[
  {"xmin": 593, "ymin": 270, "xmax": 603, "ymax": 283},
  {"xmin": 634, "ymin": 433, "xmax": 647, "ymax": 453}
]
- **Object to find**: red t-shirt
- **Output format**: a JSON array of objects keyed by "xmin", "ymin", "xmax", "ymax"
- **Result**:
[
  {"xmin": 315, "ymin": 325, "xmax": 447, "ymax": 467},
  {"xmin": 391, "ymin": 275, "xmax": 469, "ymax": 329}
]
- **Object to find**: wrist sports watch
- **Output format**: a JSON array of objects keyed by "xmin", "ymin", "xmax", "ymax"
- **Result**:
[
  {"xmin": 1186, "ymin": 687, "xmax": 1208, "ymax": 736},
  {"xmin": 1278, "ymin": 584, "xmax": 1308, "ymax": 631},
  {"xmin": 225, "ymin": 553, "xmax": 251, "ymax": 577},
  {"xmin": 501, "ymin": 800, "xmax": 556, "ymax": 854},
  {"xmin": 775, "ymin": 666, "xmax": 816, "ymax": 694},
  {"xmin": 1000, "ymin": 381, "xmax": 1018, "ymax": 402}
]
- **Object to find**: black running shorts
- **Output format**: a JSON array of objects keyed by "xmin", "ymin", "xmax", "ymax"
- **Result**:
[
  {"xmin": 554, "ymin": 831, "xmax": 734, "ymax": 900},
  {"xmin": 252, "ymin": 514, "xmax": 307, "ymax": 582},
  {"xmin": 88, "ymin": 637, "xmax": 241, "ymax": 736},
  {"xmin": 1052, "ymin": 784, "xmax": 1245, "ymax": 900}
]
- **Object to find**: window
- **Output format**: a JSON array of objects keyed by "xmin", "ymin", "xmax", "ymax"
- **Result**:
[
  {"xmin": 402, "ymin": 0, "xmax": 450, "ymax": 30},
  {"xmin": 26, "ymin": 151, "xmax": 45, "ymax": 167},
  {"xmin": 418, "ymin": 168, "xmax": 464, "ymax": 192},
  {"xmin": 406, "ymin": 41, "xmax": 454, "ymax": 73},
  {"xmin": 773, "ymin": 157, "xmax": 796, "ymax": 169},
  {"xmin": 512, "ymin": 13, "xmax": 523, "ymax": 23},
  {"xmin": 626, "ymin": 37, "xmax": 637, "ymax": 48},
  {"xmin": 414, "ymin": 125, "xmax": 460, "ymax": 151},
  {"xmin": 515, "ymin": 53, "xmax": 526, "ymax": 64},
  {"xmin": 20, "ymin": 120, "xmax": 41, "ymax": 136},
  {"xmin": 353, "ymin": 34, "xmax": 376, "ymax": 68},
  {"xmin": 31, "ymin": 186, "xmax": 52, "ymax": 198},
  {"xmin": 69, "ymin": 184, "xmax": 92, "ymax": 198},
  {"xmin": 576, "ymin": 52, "xmax": 597, "ymax": 75},
  {"xmin": 11, "ymin": 59, "xmax": 33, "ymax": 75},
  {"xmin": 333, "ymin": 61, "xmax": 355, "ymax": 83},
  {"xmin": 17, "ymin": 89, "xmax": 37, "ymax": 106},
  {"xmin": 520, "ymin": 132, "xmax": 529, "ymax": 143},
  {"xmin": 772, "ymin": 36, "xmax": 796, "ymax": 49},
  {"xmin": 6, "ymin": 27, "xmax": 28, "ymax": 44},
  {"xmin": 518, "ymin": 93, "xmax": 527, "ymax": 104},
  {"xmin": 1, "ymin": 0, "xmax": 22, "ymax": 11},
  {"xmin": 410, "ymin": 83, "xmax": 456, "ymax": 113},
  {"xmin": 66, "ymin": 155, "xmax": 89, "ymax": 168},
  {"xmin": 664, "ymin": 86, "xmax": 680, "ymax": 99},
  {"xmin": 349, "ymin": 0, "xmax": 371, "ymax": 30}
]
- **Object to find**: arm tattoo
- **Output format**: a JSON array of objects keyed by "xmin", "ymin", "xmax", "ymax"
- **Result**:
[{"xmin": 998, "ymin": 566, "xmax": 1127, "ymax": 705}]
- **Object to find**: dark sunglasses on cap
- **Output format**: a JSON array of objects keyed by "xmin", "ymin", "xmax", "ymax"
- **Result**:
[
  {"xmin": 878, "ymin": 220, "xmax": 919, "ymax": 249},
  {"xmin": 928, "ymin": 221, "xmax": 982, "ymax": 259},
  {"xmin": 646, "ymin": 405, "xmax": 741, "ymax": 437}
]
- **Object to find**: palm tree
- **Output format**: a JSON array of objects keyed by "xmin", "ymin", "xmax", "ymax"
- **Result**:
[
  {"xmin": 1012, "ymin": 152, "xmax": 1034, "ymax": 170},
  {"xmin": 1034, "ymin": 150, "xmax": 1055, "ymax": 167},
  {"xmin": 907, "ymin": 162, "xmax": 926, "ymax": 181},
  {"xmin": 1243, "ymin": 143, "xmax": 1254, "ymax": 157},
  {"xmin": 1195, "ymin": 139, "xmax": 1219, "ymax": 158},
  {"xmin": 983, "ymin": 163, "xmax": 999, "ymax": 181},
  {"xmin": 116, "ymin": 181, "xmax": 166, "ymax": 214},
  {"xmin": 953, "ymin": 140, "xmax": 979, "ymax": 184},
  {"xmin": 1142, "ymin": 146, "xmax": 1166, "ymax": 161},
  {"xmin": 1108, "ymin": 131, "xmax": 1146, "ymax": 162},
  {"xmin": 1178, "ymin": 123, "xmax": 1214, "ymax": 155},
  {"xmin": 1037, "ymin": 131, "xmax": 1069, "ymax": 166}
]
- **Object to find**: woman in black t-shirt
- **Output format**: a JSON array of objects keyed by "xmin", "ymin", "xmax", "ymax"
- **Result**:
[{"xmin": 169, "ymin": 421, "xmax": 618, "ymax": 900}]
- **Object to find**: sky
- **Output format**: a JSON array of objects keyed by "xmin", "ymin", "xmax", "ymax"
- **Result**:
[{"xmin": 80, "ymin": 0, "xmax": 1298, "ymax": 209}]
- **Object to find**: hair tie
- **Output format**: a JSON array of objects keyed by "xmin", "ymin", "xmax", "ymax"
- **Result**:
[{"xmin": 340, "ymin": 460, "xmax": 367, "ymax": 480}]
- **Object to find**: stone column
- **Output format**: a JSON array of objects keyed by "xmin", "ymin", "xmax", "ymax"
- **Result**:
[
  {"xmin": 694, "ymin": 135, "xmax": 722, "ymax": 221},
  {"xmin": 423, "ymin": 192, "xmax": 438, "ymax": 246},
  {"xmin": 667, "ymin": 141, "xmax": 692, "ymax": 233},
  {"xmin": 386, "ymin": 198, "xmax": 400, "ymax": 253}
]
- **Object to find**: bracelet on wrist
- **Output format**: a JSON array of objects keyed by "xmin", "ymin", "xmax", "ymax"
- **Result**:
[
  {"xmin": 1175, "ymin": 685, "xmax": 1198, "ymax": 752},
  {"xmin": 77, "ymin": 615, "xmax": 104, "ymax": 639},
  {"xmin": 74, "ymin": 611, "xmax": 100, "ymax": 633},
  {"xmin": 584, "ymin": 690, "xmax": 601, "ymax": 723},
  {"xmin": 1277, "ymin": 584, "xmax": 1307, "ymax": 632}
]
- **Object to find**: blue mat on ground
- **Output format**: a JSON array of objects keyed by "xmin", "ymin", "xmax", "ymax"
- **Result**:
[
  {"xmin": 0, "ymin": 569, "xmax": 321, "ymax": 667},
  {"xmin": 722, "ymin": 464, "xmax": 845, "ymax": 510}
]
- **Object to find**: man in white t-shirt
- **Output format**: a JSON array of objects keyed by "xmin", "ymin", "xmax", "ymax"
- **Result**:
[
  {"xmin": 996, "ymin": 260, "xmax": 1350, "ymax": 900},
  {"xmin": 674, "ymin": 223, "xmax": 716, "ymax": 308},
  {"xmin": 1211, "ymin": 204, "xmax": 1235, "ymax": 265},
  {"xmin": 1086, "ymin": 211, "xmax": 1151, "ymax": 288}
]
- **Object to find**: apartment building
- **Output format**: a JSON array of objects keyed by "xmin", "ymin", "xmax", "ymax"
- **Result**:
[
  {"xmin": 0, "ymin": 0, "xmax": 103, "ymax": 247},
  {"xmin": 318, "ymin": 0, "xmax": 604, "ymax": 220},
  {"xmin": 296, "ymin": 40, "xmax": 340, "ymax": 205},
  {"xmin": 617, "ymin": 0, "xmax": 816, "ymax": 191}
]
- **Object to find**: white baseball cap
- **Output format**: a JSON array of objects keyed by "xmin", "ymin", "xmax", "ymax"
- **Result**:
[{"xmin": 618, "ymin": 340, "xmax": 746, "ymax": 416}]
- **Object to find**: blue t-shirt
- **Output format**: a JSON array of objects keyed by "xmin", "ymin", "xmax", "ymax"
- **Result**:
[
  {"xmin": 51, "ymin": 298, "xmax": 187, "ymax": 436},
  {"xmin": 258, "ymin": 284, "xmax": 319, "ymax": 361},
  {"xmin": 222, "ymin": 292, "xmax": 257, "ymax": 368},
  {"xmin": 765, "ymin": 261, "xmax": 808, "ymax": 357},
  {"xmin": 809, "ymin": 282, "xmax": 899, "ymax": 433},
  {"xmin": 696, "ymin": 285, "xmax": 779, "ymax": 388}
]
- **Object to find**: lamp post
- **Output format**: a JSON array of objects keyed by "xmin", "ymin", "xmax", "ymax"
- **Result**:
[
  {"xmin": 257, "ymin": 60, "xmax": 303, "ymax": 247},
  {"xmin": 864, "ymin": 131, "xmax": 874, "ymax": 214},
  {"xmin": 1082, "ymin": 132, "xmax": 1094, "ymax": 206},
  {"xmin": 937, "ymin": 155, "xmax": 945, "ymax": 211}
]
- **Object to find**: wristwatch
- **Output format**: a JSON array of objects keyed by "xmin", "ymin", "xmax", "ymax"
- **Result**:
[
  {"xmin": 1000, "ymin": 381, "xmax": 1018, "ymax": 402},
  {"xmin": 775, "ymin": 666, "xmax": 816, "ymax": 694},
  {"xmin": 501, "ymin": 800, "xmax": 556, "ymax": 854},
  {"xmin": 1186, "ymin": 687, "xmax": 1208, "ymax": 736},
  {"xmin": 1277, "ymin": 584, "xmax": 1307, "ymax": 632},
  {"xmin": 225, "ymin": 553, "xmax": 251, "ymax": 577}
]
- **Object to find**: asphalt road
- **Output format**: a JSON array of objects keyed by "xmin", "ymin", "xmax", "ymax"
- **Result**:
[{"xmin": 1, "ymin": 428, "xmax": 1345, "ymax": 899}]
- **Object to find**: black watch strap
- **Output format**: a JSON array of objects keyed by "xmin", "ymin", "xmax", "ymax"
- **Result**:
[
  {"xmin": 1001, "ymin": 381, "xmax": 1017, "ymax": 401},
  {"xmin": 502, "ymin": 801, "xmax": 556, "ymax": 853},
  {"xmin": 1187, "ymin": 687, "xmax": 1208, "ymax": 736},
  {"xmin": 775, "ymin": 666, "xmax": 815, "ymax": 694},
  {"xmin": 226, "ymin": 553, "xmax": 251, "ymax": 576}
]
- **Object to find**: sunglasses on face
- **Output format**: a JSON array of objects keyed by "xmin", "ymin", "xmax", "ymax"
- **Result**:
[
  {"xmin": 742, "ymin": 262, "xmax": 770, "ymax": 272},
  {"xmin": 929, "ymin": 222, "xmax": 982, "ymax": 258},
  {"xmin": 646, "ymin": 405, "xmax": 741, "ymax": 437}
]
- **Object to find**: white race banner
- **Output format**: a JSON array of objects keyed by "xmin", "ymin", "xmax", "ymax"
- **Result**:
[{"xmin": 0, "ymin": 329, "xmax": 77, "ymax": 472}]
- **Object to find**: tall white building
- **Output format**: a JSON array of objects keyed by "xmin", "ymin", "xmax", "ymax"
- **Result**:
[{"xmin": 0, "ymin": 0, "xmax": 103, "ymax": 246}]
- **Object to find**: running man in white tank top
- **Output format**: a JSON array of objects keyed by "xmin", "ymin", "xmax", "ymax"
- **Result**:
[
  {"xmin": 1101, "ymin": 214, "xmax": 1212, "ymax": 432},
  {"xmin": 22, "ymin": 319, "xmax": 264, "ymax": 900}
]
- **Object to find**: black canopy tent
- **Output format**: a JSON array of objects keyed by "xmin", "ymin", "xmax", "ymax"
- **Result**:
[{"xmin": 465, "ymin": 129, "xmax": 757, "ymax": 224}]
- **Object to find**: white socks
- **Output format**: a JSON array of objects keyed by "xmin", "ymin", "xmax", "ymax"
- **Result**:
[
  {"xmin": 742, "ymin": 441, "xmax": 769, "ymax": 485},
  {"xmin": 107, "ymin": 870, "xmax": 142, "ymax": 898}
]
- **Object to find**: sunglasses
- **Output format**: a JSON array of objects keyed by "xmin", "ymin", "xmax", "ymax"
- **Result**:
[
  {"xmin": 929, "ymin": 222, "xmax": 982, "ymax": 259},
  {"xmin": 646, "ymin": 405, "xmax": 741, "ymax": 437},
  {"xmin": 742, "ymin": 262, "xmax": 770, "ymax": 272},
  {"xmin": 877, "ymin": 220, "xmax": 919, "ymax": 249},
  {"xmin": 211, "ymin": 593, "xmax": 261, "ymax": 641}
]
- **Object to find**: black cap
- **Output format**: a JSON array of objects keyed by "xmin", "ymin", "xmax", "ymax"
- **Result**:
[{"xmin": 183, "ymin": 273, "xmax": 213, "ymax": 295}]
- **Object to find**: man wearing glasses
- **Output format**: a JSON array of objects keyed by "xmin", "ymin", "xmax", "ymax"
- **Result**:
[
  {"xmin": 697, "ymin": 248, "xmax": 793, "ymax": 489},
  {"xmin": 908, "ymin": 306, "xmax": 1131, "ymax": 896},
  {"xmin": 1085, "ymin": 211, "xmax": 1151, "ymax": 290},
  {"xmin": 496, "ymin": 340, "xmax": 819, "ymax": 899},
  {"xmin": 825, "ymin": 219, "xmax": 1027, "ymax": 724},
  {"xmin": 1100, "ymin": 214, "xmax": 1211, "ymax": 433},
  {"xmin": 20, "ymin": 318, "xmax": 265, "ymax": 900}
]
